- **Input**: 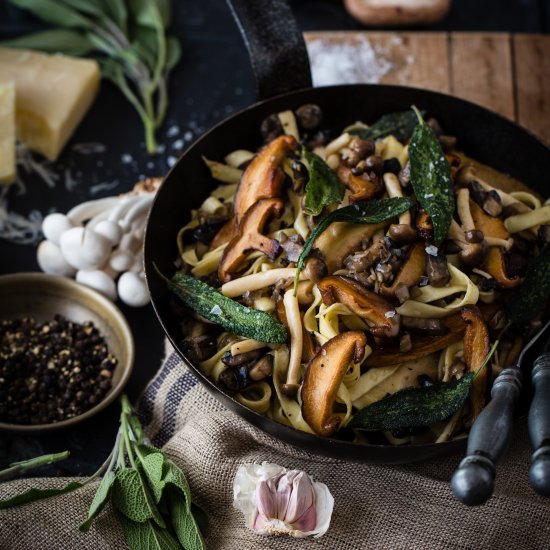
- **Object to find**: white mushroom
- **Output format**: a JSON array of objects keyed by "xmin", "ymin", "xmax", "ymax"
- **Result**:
[
  {"xmin": 109, "ymin": 249, "xmax": 134, "ymax": 272},
  {"xmin": 66, "ymin": 197, "xmax": 121, "ymax": 225},
  {"xmin": 36, "ymin": 240, "xmax": 77, "ymax": 277},
  {"xmin": 60, "ymin": 227, "xmax": 112, "ymax": 270},
  {"xmin": 94, "ymin": 219, "xmax": 122, "ymax": 246},
  {"xmin": 118, "ymin": 271, "xmax": 150, "ymax": 307},
  {"xmin": 76, "ymin": 269, "xmax": 117, "ymax": 301},
  {"xmin": 42, "ymin": 213, "xmax": 75, "ymax": 246}
]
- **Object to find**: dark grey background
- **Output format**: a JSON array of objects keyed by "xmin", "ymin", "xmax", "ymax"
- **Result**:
[{"xmin": 0, "ymin": 0, "xmax": 548, "ymax": 475}]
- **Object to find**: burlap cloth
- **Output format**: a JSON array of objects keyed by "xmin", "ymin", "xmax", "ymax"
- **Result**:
[{"xmin": 1, "ymin": 343, "xmax": 549, "ymax": 549}]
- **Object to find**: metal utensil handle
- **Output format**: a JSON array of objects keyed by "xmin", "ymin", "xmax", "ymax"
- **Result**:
[
  {"xmin": 225, "ymin": 0, "xmax": 312, "ymax": 100},
  {"xmin": 529, "ymin": 352, "xmax": 550, "ymax": 496},
  {"xmin": 451, "ymin": 367, "xmax": 523, "ymax": 506}
]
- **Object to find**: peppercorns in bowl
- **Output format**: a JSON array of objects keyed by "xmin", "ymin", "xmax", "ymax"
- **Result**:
[{"xmin": 0, "ymin": 273, "xmax": 134, "ymax": 432}]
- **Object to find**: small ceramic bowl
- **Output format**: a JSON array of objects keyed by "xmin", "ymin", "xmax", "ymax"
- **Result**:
[{"xmin": 0, "ymin": 272, "xmax": 134, "ymax": 432}]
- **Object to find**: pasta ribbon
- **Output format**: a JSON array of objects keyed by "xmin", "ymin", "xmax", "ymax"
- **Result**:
[
  {"xmin": 199, "ymin": 341, "xmax": 234, "ymax": 380},
  {"xmin": 271, "ymin": 348, "xmax": 314, "ymax": 433},
  {"xmin": 396, "ymin": 264, "xmax": 479, "ymax": 318},
  {"xmin": 191, "ymin": 244, "xmax": 227, "ymax": 277},
  {"xmin": 236, "ymin": 382, "xmax": 272, "ymax": 414}
]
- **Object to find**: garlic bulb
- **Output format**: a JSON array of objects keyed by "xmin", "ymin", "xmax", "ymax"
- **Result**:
[{"xmin": 233, "ymin": 462, "xmax": 334, "ymax": 538}]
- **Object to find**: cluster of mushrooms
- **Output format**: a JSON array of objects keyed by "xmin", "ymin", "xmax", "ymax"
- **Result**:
[
  {"xmin": 179, "ymin": 104, "xmax": 550, "ymax": 439},
  {"xmin": 37, "ymin": 178, "xmax": 161, "ymax": 307}
]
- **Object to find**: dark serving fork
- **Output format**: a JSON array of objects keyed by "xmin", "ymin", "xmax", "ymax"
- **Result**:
[{"xmin": 451, "ymin": 317, "xmax": 550, "ymax": 505}]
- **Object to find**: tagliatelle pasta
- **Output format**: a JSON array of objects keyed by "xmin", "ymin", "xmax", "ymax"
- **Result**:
[{"xmin": 173, "ymin": 105, "xmax": 549, "ymax": 446}]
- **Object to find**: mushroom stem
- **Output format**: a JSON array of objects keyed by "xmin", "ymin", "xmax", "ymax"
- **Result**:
[
  {"xmin": 383, "ymin": 173, "xmax": 411, "ymax": 225},
  {"xmin": 282, "ymin": 289, "xmax": 303, "ymax": 394},
  {"xmin": 457, "ymin": 188, "xmax": 475, "ymax": 231},
  {"xmin": 484, "ymin": 237, "xmax": 514, "ymax": 251},
  {"xmin": 67, "ymin": 197, "xmax": 121, "ymax": 225}
]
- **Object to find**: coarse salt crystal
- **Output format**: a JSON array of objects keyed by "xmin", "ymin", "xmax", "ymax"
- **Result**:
[
  {"xmin": 385, "ymin": 311, "xmax": 396, "ymax": 318},
  {"xmin": 167, "ymin": 125, "xmax": 180, "ymax": 137},
  {"xmin": 425, "ymin": 245, "xmax": 438, "ymax": 256},
  {"xmin": 121, "ymin": 153, "xmax": 133, "ymax": 164},
  {"xmin": 172, "ymin": 139, "xmax": 184, "ymax": 150},
  {"xmin": 167, "ymin": 156, "xmax": 177, "ymax": 167},
  {"xmin": 210, "ymin": 305, "xmax": 222, "ymax": 316}
]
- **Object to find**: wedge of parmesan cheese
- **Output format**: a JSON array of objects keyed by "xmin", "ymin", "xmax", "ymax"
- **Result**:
[
  {"xmin": 0, "ymin": 80, "xmax": 15, "ymax": 184},
  {"xmin": 0, "ymin": 48, "xmax": 100, "ymax": 161}
]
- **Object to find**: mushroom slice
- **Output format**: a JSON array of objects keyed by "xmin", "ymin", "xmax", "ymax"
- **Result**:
[
  {"xmin": 483, "ymin": 246, "xmax": 521, "ymax": 289},
  {"xmin": 302, "ymin": 331, "xmax": 367, "ymax": 437},
  {"xmin": 380, "ymin": 242, "xmax": 426, "ymax": 298},
  {"xmin": 233, "ymin": 135, "xmax": 298, "ymax": 222},
  {"xmin": 218, "ymin": 198, "xmax": 284, "ymax": 283},
  {"xmin": 365, "ymin": 312, "xmax": 466, "ymax": 367},
  {"xmin": 469, "ymin": 199, "xmax": 509, "ymax": 240},
  {"xmin": 336, "ymin": 164, "xmax": 384, "ymax": 202},
  {"xmin": 301, "ymin": 323, "xmax": 319, "ymax": 363},
  {"xmin": 317, "ymin": 275, "xmax": 400, "ymax": 338},
  {"xmin": 461, "ymin": 305, "xmax": 490, "ymax": 421},
  {"xmin": 209, "ymin": 217, "xmax": 238, "ymax": 250}
]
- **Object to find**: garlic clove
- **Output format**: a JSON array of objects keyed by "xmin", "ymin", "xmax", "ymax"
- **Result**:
[
  {"xmin": 60, "ymin": 227, "xmax": 112, "ymax": 270},
  {"xmin": 94, "ymin": 219, "xmax": 122, "ymax": 246},
  {"xmin": 42, "ymin": 213, "xmax": 75, "ymax": 246},
  {"xmin": 117, "ymin": 271, "xmax": 150, "ymax": 307},
  {"xmin": 76, "ymin": 269, "xmax": 117, "ymax": 301},
  {"xmin": 36, "ymin": 240, "xmax": 77, "ymax": 277},
  {"xmin": 233, "ymin": 462, "xmax": 334, "ymax": 539}
]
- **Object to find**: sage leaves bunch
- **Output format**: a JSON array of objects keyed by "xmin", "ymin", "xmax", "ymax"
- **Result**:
[
  {"xmin": 408, "ymin": 106, "xmax": 454, "ymax": 244},
  {"xmin": 5, "ymin": 0, "xmax": 181, "ymax": 154},
  {"xmin": 0, "ymin": 395, "xmax": 207, "ymax": 550}
]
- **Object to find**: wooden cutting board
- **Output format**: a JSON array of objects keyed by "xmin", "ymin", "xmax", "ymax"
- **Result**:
[{"xmin": 304, "ymin": 32, "xmax": 550, "ymax": 145}]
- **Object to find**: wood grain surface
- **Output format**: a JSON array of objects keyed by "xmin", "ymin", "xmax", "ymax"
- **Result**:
[{"xmin": 305, "ymin": 32, "xmax": 550, "ymax": 144}]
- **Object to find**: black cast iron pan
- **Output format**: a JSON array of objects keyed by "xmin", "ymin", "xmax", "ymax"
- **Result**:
[{"xmin": 144, "ymin": 0, "xmax": 550, "ymax": 464}]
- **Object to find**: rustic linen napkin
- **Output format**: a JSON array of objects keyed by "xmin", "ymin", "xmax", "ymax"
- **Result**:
[{"xmin": 1, "ymin": 343, "xmax": 550, "ymax": 549}]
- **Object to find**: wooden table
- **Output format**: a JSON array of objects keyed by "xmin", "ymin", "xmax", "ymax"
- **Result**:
[{"xmin": 305, "ymin": 32, "xmax": 550, "ymax": 145}]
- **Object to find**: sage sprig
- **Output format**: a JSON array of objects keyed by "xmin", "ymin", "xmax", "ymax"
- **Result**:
[
  {"xmin": 302, "ymin": 147, "xmax": 344, "ymax": 216},
  {"xmin": 293, "ymin": 197, "xmax": 414, "ymax": 292},
  {"xmin": 505, "ymin": 244, "xmax": 550, "ymax": 324},
  {"xmin": 4, "ymin": 0, "xmax": 181, "ymax": 154},
  {"xmin": 408, "ymin": 106, "xmax": 454, "ymax": 244},
  {"xmin": 0, "ymin": 395, "xmax": 207, "ymax": 550},
  {"xmin": 349, "ymin": 109, "xmax": 420, "ymax": 142}
]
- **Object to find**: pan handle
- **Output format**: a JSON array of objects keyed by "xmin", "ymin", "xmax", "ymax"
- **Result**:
[{"xmin": 225, "ymin": 0, "xmax": 312, "ymax": 100}]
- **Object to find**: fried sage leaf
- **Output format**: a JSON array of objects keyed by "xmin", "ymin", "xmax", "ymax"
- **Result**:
[
  {"xmin": 349, "ymin": 373, "xmax": 474, "ymax": 431},
  {"xmin": 168, "ymin": 273, "xmax": 288, "ymax": 344},
  {"xmin": 302, "ymin": 147, "xmax": 345, "ymax": 216},
  {"xmin": 294, "ymin": 197, "xmax": 414, "ymax": 291},
  {"xmin": 505, "ymin": 244, "xmax": 550, "ymax": 324},
  {"xmin": 349, "ymin": 109, "xmax": 420, "ymax": 142},
  {"xmin": 408, "ymin": 106, "xmax": 454, "ymax": 244}
]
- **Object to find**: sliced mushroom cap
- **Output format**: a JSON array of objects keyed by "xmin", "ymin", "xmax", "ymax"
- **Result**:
[
  {"xmin": 415, "ymin": 209, "xmax": 434, "ymax": 241},
  {"xmin": 461, "ymin": 305, "xmax": 490, "ymax": 422},
  {"xmin": 483, "ymin": 246, "xmax": 521, "ymax": 288},
  {"xmin": 337, "ymin": 164, "xmax": 384, "ymax": 203},
  {"xmin": 380, "ymin": 242, "xmax": 426, "ymax": 298},
  {"xmin": 316, "ymin": 222, "xmax": 386, "ymax": 273},
  {"xmin": 218, "ymin": 198, "xmax": 283, "ymax": 283},
  {"xmin": 364, "ymin": 312, "xmax": 466, "ymax": 367},
  {"xmin": 318, "ymin": 275, "xmax": 400, "ymax": 338},
  {"xmin": 469, "ymin": 199, "xmax": 509, "ymax": 240},
  {"xmin": 302, "ymin": 331, "xmax": 367, "ymax": 437},
  {"xmin": 233, "ymin": 135, "xmax": 297, "ymax": 222},
  {"xmin": 209, "ymin": 217, "xmax": 238, "ymax": 250}
]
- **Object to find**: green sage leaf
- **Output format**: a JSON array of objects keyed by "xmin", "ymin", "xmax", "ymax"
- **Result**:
[
  {"xmin": 168, "ymin": 490, "xmax": 206, "ymax": 550},
  {"xmin": 166, "ymin": 272, "xmax": 288, "ymax": 344},
  {"xmin": 138, "ymin": 451, "xmax": 165, "ymax": 504},
  {"xmin": 302, "ymin": 146, "xmax": 345, "ymax": 216},
  {"xmin": 348, "ymin": 373, "xmax": 474, "ymax": 431},
  {"xmin": 117, "ymin": 512, "xmax": 181, "ymax": 550},
  {"xmin": 349, "ymin": 109, "xmax": 420, "ymax": 142},
  {"xmin": 0, "ymin": 451, "xmax": 69, "ymax": 482},
  {"xmin": 58, "ymin": 0, "xmax": 109, "ymax": 20},
  {"xmin": 79, "ymin": 471, "xmax": 116, "ymax": 532},
  {"xmin": 0, "ymin": 29, "xmax": 94, "ymax": 56},
  {"xmin": 112, "ymin": 468, "xmax": 165, "ymax": 528},
  {"xmin": 127, "ymin": 0, "xmax": 164, "ymax": 31},
  {"xmin": 408, "ymin": 106, "xmax": 454, "ymax": 244},
  {"xmin": 9, "ymin": 0, "xmax": 94, "ymax": 29},
  {"xmin": 294, "ymin": 197, "xmax": 414, "ymax": 290},
  {"xmin": 505, "ymin": 244, "xmax": 550, "ymax": 324},
  {"xmin": 99, "ymin": 0, "xmax": 128, "ymax": 33},
  {"xmin": 0, "ymin": 481, "xmax": 83, "ymax": 510},
  {"xmin": 165, "ymin": 36, "xmax": 182, "ymax": 72},
  {"xmin": 162, "ymin": 459, "xmax": 192, "ymax": 513}
]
